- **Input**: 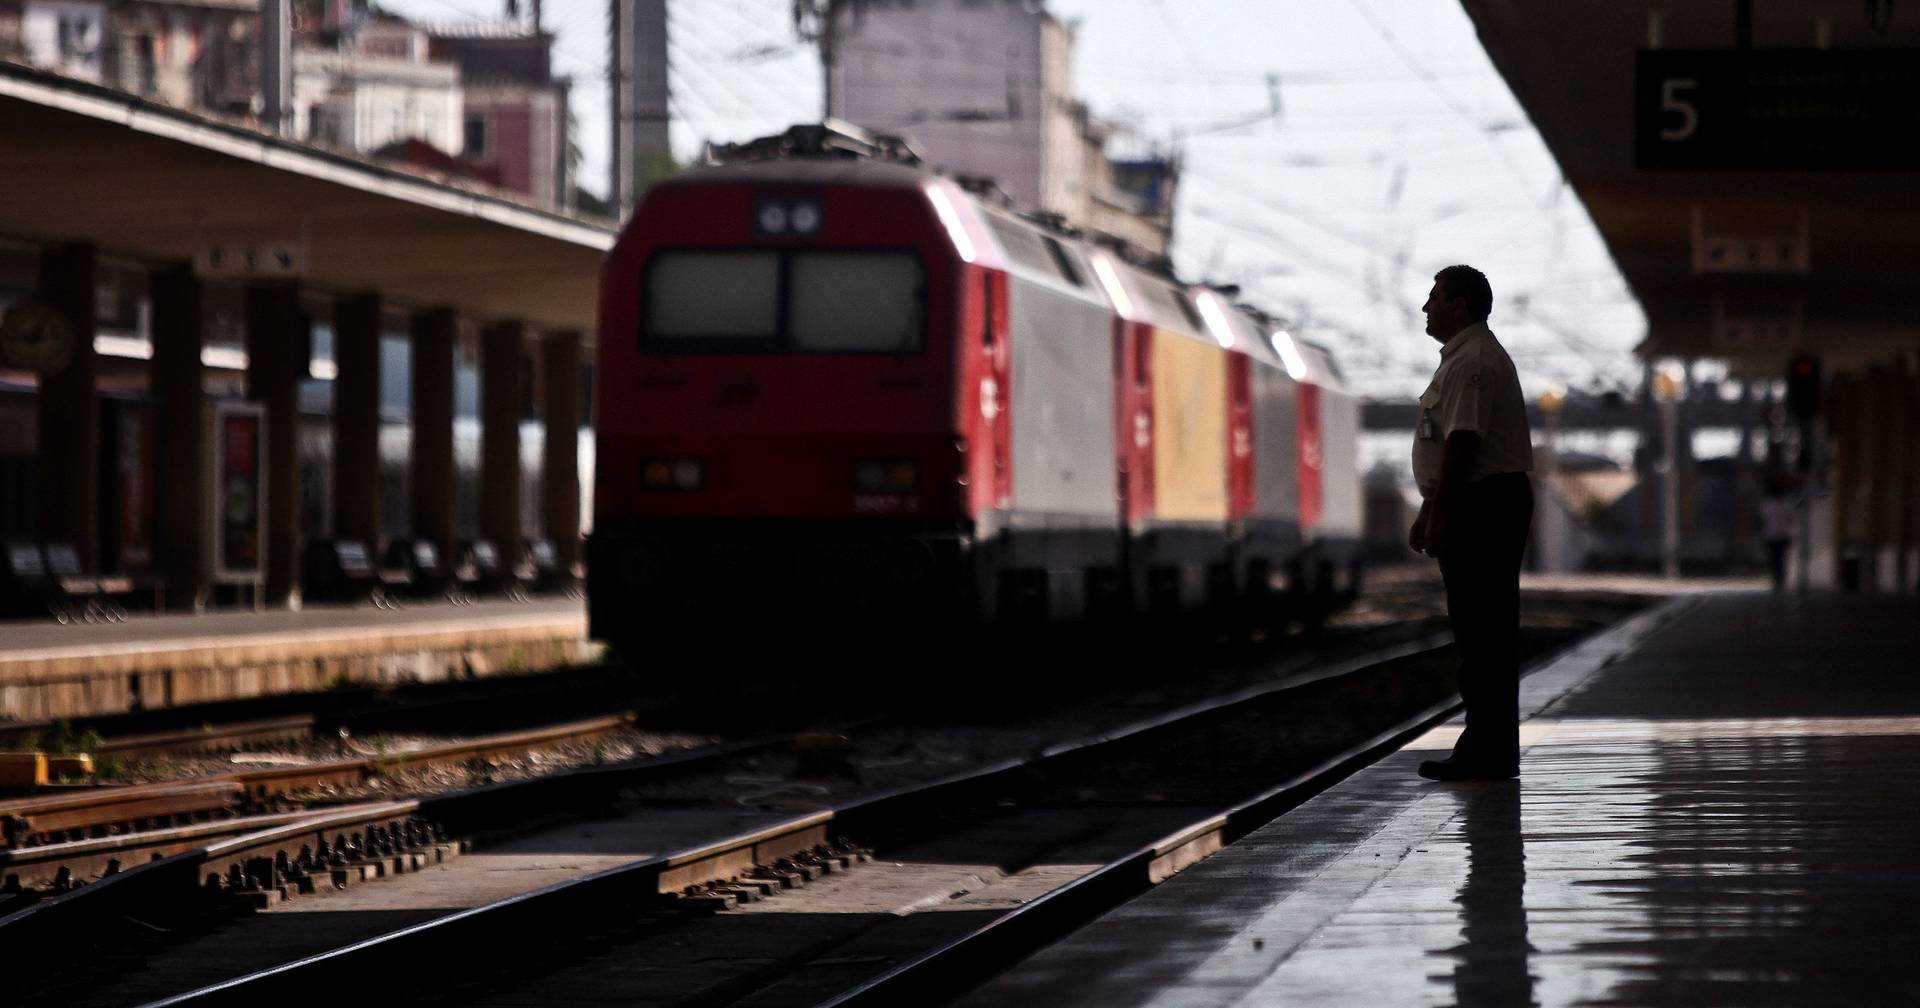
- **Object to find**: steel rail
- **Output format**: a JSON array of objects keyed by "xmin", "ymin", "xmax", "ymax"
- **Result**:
[
  {"xmin": 216, "ymin": 711, "xmax": 639, "ymax": 799},
  {"xmin": 135, "ymin": 636, "xmax": 1458, "ymax": 1007},
  {"xmin": 91, "ymin": 716, "xmax": 320, "ymax": 759},
  {"xmin": 0, "ymin": 802, "xmax": 404, "ymax": 891},
  {"xmin": 0, "ymin": 712, "xmax": 637, "ymax": 846},
  {"xmin": 818, "ymin": 695, "xmax": 1464, "ymax": 1007},
  {"xmin": 0, "ymin": 781, "xmax": 244, "ymax": 843}
]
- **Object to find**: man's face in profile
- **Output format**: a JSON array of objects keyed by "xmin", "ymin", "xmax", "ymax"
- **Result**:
[{"xmin": 1422, "ymin": 282, "xmax": 1466, "ymax": 343}]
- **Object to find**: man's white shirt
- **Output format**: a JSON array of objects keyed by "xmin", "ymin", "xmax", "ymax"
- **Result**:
[{"xmin": 1412, "ymin": 322, "xmax": 1533, "ymax": 498}]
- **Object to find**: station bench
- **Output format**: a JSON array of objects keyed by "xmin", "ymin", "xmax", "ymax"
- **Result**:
[{"xmin": 2, "ymin": 542, "xmax": 157, "ymax": 623}]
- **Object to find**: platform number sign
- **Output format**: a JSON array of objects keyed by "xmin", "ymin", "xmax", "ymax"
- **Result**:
[
  {"xmin": 1657, "ymin": 77, "xmax": 1698, "ymax": 143},
  {"xmin": 1637, "ymin": 49, "xmax": 1920, "ymax": 170}
]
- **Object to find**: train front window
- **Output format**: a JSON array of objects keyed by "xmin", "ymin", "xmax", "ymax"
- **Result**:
[
  {"xmin": 642, "ymin": 247, "xmax": 926, "ymax": 353},
  {"xmin": 645, "ymin": 250, "xmax": 780, "ymax": 344},
  {"xmin": 789, "ymin": 251, "xmax": 926, "ymax": 353}
]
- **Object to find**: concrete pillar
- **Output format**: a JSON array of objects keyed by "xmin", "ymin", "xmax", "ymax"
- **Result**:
[
  {"xmin": 480, "ymin": 320, "xmax": 525, "ymax": 554},
  {"xmin": 245, "ymin": 283, "xmax": 305, "ymax": 605},
  {"xmin": 1890, "ymin": 366, "xmax": 1915, "ymax": 592},
  {"xmin": 1906, "ymin": 369, "xmax": 1920, "ymax": 593},
  {"xmin": 1729, "ymin": 379, "xmax": 1755, "ymax": 563},
  {"xmin": 1904, "ymin": 369, "xmax": 1920, "ymax": 592},
  {"xmin": 1869, "ymin": 366, "xmax": 1903, "ymax": 589},
  {"xmin": 1830, "ymin": 373, "xmax": 1866, "ymax": 588},
  {"xmin": 36, "ymin": 243, "xmax": 98, "ymax": 567},
  {"xmin": 410, "ymin": 308, "xmax": 458, "ymax": 558},
  {"xmin": 150, "ymin": 265, "xmax": 208, "ymax": 610},
  {"xmin": 541, "ymin": 330, "xmax": 582, "ymax": 577},
  {"xmin": 332, "ymin": 293, "xmax": 382, "ymax": 546},
  {"xmin": 1857, "ymin": 370, "xmax": 1886, "ymax": 587}
]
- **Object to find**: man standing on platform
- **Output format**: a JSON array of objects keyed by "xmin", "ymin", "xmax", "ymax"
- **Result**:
[{"xmin": 1408, "ymin": 265, "xmax": 1535, "ymax": 781}]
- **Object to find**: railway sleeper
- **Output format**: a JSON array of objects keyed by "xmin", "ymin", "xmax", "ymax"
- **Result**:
[
  {"xmin": 183, "ymin": 816, "xmax": 457, "ymax": 912},
  {"xmin": 675, "ymin": 842, "xmax": 876, "ymax": 913}
]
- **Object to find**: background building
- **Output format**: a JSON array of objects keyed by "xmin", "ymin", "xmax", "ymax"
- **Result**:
[
  {"xmin": 295, "ymin": 16, "xmax": 463, "ymax": 154},
  {"xmin": 2, "ymin": 0, "xmax": 257, "ymax": 111},
  {"xmin": 828, "ymin": 0, "xmax": 1175, "ymax": 255},
  {"xmin": 2, "ymin": 0, "xmax": 572, "ymax": 210},
  {"xmin": 429, "ymin": 22, "xmax": 572, "ymax": 209}
]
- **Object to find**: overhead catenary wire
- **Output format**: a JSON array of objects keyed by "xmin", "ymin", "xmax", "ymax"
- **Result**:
[{"xmin": 524, "ymin": 0, "xmax": 1640, "ymax": 397}]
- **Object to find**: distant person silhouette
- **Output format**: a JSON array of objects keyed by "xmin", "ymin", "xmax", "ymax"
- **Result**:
[
  {"xmin": 1408, "ymin": 265, "xmax": 1534, "ymax": 782},
  {"xmin": 1760, "ymin": 482, "xmax": 1798, "ymax": 592}
]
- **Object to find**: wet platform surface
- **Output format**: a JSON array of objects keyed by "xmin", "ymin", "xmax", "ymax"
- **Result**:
[{"xmin": 965, "ymin": 592, "xmax": 1920, "ymax": 1007}]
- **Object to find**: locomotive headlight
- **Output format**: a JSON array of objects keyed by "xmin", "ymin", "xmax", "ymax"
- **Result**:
[
  {"xmin": 789, "ymin": 201, "xmax": 822, "ymax": 235},
  {"xmin": 754, "ymin": 198, "xmax": 823, "ymax": 237},
  {"xmin": 757, "ymin": 201, "xmax": 790, "ymax": 235},
  {"xmin": 672, "ymin": 459, "xmax": 704, "ymax": 490},
  {"xmin": 640, "ymin": 457, "xmax": 704, "ymax": 491},
  {"xmin": 854, "ymin": 459, "xmax": 919, "ymax": 494}
]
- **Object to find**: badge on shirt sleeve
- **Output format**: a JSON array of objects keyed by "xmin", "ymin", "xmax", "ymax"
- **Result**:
[{"xmin": 1418, "ymin": 416, "xmax": 1438, "ymax": 440}]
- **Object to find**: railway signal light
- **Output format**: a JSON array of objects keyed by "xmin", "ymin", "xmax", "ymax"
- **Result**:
[{"xmin": 1786, "ymin": 353, "xmax": 1821, "ymax": 419}]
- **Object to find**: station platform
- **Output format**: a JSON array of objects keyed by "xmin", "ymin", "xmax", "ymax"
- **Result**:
[
  {"xmin": 964, "ymin": 591, "xmax": 1920, "ymax": 1006},
  {"xmin": 0, "ymin": 598, "xmax": 589, "ymax": 722}
]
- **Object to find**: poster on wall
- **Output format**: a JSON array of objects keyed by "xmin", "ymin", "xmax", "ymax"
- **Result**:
[{"xmin": 211, "ymin": 401, "xmax": 266, "ymax": 586}]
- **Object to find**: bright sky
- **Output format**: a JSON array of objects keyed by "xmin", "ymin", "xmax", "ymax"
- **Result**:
[{"xmin": 384, "ymin": 0, "xmax": 1647, "ymax": 400}]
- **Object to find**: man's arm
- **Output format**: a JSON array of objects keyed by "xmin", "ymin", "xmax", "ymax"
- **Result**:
[{"xmin": 1420, "ymin": 430, "xmax": 1482, "ymax": 557}]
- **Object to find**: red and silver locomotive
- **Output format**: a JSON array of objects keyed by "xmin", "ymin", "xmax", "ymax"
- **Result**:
[{"xmin": 588, "ymin": 124, "xmax": 1360, "ymax": 653}]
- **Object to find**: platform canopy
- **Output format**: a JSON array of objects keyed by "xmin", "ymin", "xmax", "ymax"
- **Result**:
[
  {"xmin": 1460, "ymin": 1, "xmax": 1920, "ymax": 371},
  {"xmin": 0, "ymin": 62, "xmax": 613, "ymax": 336}
]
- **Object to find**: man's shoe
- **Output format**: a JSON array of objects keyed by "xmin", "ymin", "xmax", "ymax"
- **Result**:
[{"xmin": 1418, "ymin": 758, "xmax": 1518, "ymax": 782}]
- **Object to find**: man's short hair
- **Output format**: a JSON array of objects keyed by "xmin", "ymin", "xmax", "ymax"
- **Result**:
[{"xmin": 1433, "ymin": 265, "xmax": 1492, "ymax": 322}]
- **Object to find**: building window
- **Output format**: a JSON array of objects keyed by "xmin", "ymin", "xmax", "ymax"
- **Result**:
[
  {"xmin": 134, "ymin": 34, "xmax": 156, "ymax": 94},
  {"xmin": 56, "ymin": 13, "xmax": 98, "ymax": 62},
  {"xmin": 463, "ymin": 114, "xmax": 488, "ymax": 158}
]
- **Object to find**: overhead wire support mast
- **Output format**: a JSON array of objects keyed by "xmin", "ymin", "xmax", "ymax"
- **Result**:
[
  {"xmin": 610, "ymin": 0, "xmax": 670, "ymax": 217},
  {"xmin": 792, "ymin": 0, "xmax": 842, "ymax": 119},
  {"xmin": 609, "ymin": 0, "xmax": 630, "ymax": 214}
]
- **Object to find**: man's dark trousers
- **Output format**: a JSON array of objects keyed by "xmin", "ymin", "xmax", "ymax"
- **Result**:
[{"xmin": 1438, "ymin": 471, "xmax": 1534, "ymax": 769}]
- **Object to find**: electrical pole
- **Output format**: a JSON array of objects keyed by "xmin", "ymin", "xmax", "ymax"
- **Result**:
[
  {"xmin": 1654, "ymin": 364, "xmax": 1683, "ymax": 580},
  {"xmin": 793, "ymin": 0, "xmax": 841, "ymax": 120},
  {"xmin": 610, "ymin": 0, "xmax": 668, "ymax": 217},
  {"xmin": 610, "ymin": 0, "xmax": 637, "ymax": 215},
  {"xmin": 261, "ymin": 0, "xmax": 290, "ymax": 135}
]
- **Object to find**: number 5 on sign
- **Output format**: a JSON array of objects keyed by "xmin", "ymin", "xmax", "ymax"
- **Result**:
[{"xmin": 1661, "ymin": 78, "xmax": 1698, "ymax": 141}]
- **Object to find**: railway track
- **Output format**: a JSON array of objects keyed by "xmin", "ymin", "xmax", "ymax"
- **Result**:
[
  {"xmin": 85, "ymin": 715, "xmax": 320, "ymax": 760},
  {"xmin": 0, "ymin": 731, "xmax": 808, "ymax": 989},
  {"xmin": 0, "ymin": 712, "xmax": 637, "ymax": 863},
  {"xmin": 109, "ymin": 629, "xmax": 1577, "ymax": 1008}
]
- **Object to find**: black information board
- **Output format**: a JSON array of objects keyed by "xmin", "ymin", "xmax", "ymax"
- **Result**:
[{"xmin": 1635, "ymin": 49, "xmax": 1920, "ymax": 170}]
